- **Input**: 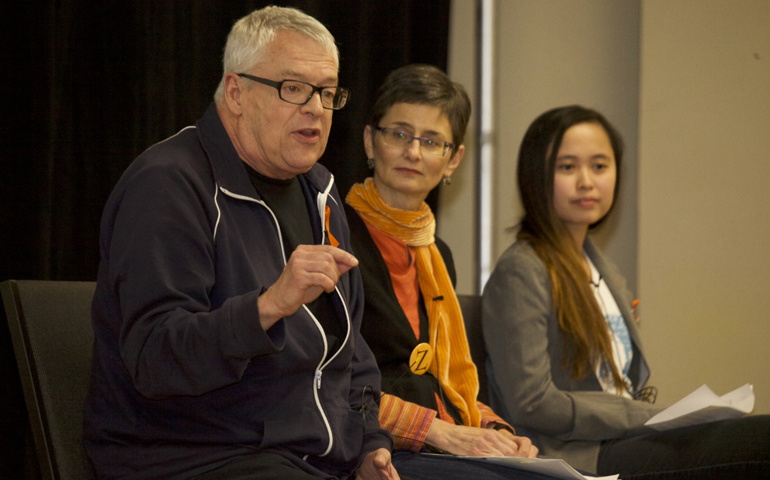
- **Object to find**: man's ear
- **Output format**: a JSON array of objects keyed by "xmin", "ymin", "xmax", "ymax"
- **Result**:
[{"xmin": 222, "ymin": 72, "xmax": 243, "ymax": 115}]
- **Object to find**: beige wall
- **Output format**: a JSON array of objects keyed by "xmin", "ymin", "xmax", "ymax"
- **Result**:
[
  {"xmin": 441, "ymin": 0, "xmax": 770, "ymax": 414},
  {"xmin": 639, "ymin": 0, "xmax": 770, "ymax": 414},
  {"xmin": 439, "ymin": 0, "xmax": 479, "ymax": 296},
  {"xmin": 441, "ymin": 0, "xmax": 641, "ymax": 295},
  {"xmin": 488, "ymin": 0, "xmax": 641, "ymax": 297}
]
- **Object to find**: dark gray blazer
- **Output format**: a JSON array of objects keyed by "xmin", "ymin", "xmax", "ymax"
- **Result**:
[{"xmin": 482, "ymin": 238, "xmax": 662, "ymax": 473}]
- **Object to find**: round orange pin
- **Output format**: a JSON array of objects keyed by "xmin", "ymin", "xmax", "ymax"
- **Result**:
[{"xmin": 409, "ymin": 342, "xmax": 434, "ymax": 375}]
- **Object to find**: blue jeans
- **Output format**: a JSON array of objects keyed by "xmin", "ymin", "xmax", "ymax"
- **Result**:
[
  {"xmin": 392, "ymin": 451, "xmax": 563, "ymax": 480},
  {"xmin": 597, "ymin": 415, "xmax": 770, "ymax": 479}
]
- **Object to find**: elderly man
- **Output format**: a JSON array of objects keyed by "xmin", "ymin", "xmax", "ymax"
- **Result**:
[{"xmin": 84, "ymin": 7, "xmax": 396, "ymax": 480}]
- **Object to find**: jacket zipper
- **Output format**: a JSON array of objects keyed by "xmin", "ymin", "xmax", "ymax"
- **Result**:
[{"xmin": 219, "ymin": 182, "xmax": 350, "ymax": 458}]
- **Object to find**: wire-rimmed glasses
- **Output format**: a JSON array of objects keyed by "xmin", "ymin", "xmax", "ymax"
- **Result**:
[{"xmin": 373, "ymin": 126, "xmax": 455, "ymax": 157}]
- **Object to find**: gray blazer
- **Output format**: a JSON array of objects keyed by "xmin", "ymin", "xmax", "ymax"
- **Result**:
[{"xmin": 482, "ymin": 239, "xmax": 662, "ymax": 473}]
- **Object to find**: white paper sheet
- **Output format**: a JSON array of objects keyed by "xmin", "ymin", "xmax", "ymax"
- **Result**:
[
  {"xmin": 644, "ymin": 383, "xmax": 754, "ymax": 431},
  {"xmin": 424, "ymin": 454, "xmax": 619, "ymax": 480}
]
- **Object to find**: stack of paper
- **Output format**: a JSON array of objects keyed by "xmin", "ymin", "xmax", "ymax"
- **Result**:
[
  {"xmin": 427, "ymin": 455, "xmax": 618, "ymax": 480},
  {"xmin": 422, "ymin": 384, "xmax": 756, "ymax": 479},
  {"xmin": 644, "ymin": 383, "xmax": 755, "ymax": 431}
]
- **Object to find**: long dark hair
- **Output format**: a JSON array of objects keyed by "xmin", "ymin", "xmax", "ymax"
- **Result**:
[{"xmin": 517, "ymin": 105, "xmax": 626, "ymax": 391}]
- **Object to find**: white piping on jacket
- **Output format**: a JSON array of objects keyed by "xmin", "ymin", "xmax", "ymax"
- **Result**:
[
  {"xmin": 212, "ymin": 185, "xmax": 222, "ymax": 241},
  {"xmin": 315, "ymin": 174, "xmax": 335, "ymax": 247},
  {"xmin": 150, "ymin": 125, "xmax": 196, "ymax": 149},
  {"xmin": 218, "ymin": 187, "xmax": 288, "ymax": 262},
  {"xmin": 218, "ymin": 179, "xmax": 350, "ymax": 458}
]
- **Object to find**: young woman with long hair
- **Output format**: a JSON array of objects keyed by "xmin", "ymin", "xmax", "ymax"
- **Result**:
[{"xmin": 482, "ymin": 105, "xmax": 770, "ymax": 478}]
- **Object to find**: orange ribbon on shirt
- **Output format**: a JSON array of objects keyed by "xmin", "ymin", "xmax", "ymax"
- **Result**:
[{"xmin": 325, "ymin": 205, "xmax": 340, "ymax": 247}]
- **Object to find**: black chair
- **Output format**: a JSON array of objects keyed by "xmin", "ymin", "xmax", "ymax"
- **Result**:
[
  {"xmin": 458, "ymin": 293, "xmax": 489, "ymax": 405},
  {"xmin": 1, "ymin": 280, "xmax": 96, "ymax": 480}
]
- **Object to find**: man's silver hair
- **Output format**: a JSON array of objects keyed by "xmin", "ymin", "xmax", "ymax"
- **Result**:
[{"xmin": 213, "ymin": 6, "xmax": 339, "ymax": 103}]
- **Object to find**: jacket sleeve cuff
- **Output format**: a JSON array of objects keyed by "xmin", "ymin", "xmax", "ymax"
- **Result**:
[
  {"xmin": 378, "ymin": 393, "xmax": 438, "ymax": 451},
  {"xmin": 478, "ymin": 401, "xmax": 516, "ymax": 434},
  {"xmin": 225, "ymin": 289, "xmax": 284, "ymax": 358}
]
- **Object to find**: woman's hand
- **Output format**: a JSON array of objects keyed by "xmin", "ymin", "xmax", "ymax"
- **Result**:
[
  {"xmin": 495, "ymin": 427, "xmax": 538, "ymax": 458},
  {"xmin": 356, "ymin": 448, "xmax": 400, "ymax": 480},
  {"xmin": 424, "ymin": 418, "xmax": 538, "ymax": 458}
]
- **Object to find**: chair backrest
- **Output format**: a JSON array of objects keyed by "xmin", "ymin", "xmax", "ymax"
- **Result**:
[
  {"xmin": 457, "ymin": 293, "xmax": 489, "ymax": 405},
  {"xmin": 1, "ymin": 280, "xmax": 96, "ymax": 480}
]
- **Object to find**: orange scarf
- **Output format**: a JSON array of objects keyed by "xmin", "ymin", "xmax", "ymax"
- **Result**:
[{"xmin": 346, "ymin": 178, "xmax": 481, "ymax": 427}]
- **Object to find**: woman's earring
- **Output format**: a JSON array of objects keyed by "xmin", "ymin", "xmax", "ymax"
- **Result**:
[
  {"xmin": 367, "ymin": 158, "xmax": 375, "ymax": 169},
  {"xmin": 443, "ymin": 176, "xmax": 451, "ymax": 186}
]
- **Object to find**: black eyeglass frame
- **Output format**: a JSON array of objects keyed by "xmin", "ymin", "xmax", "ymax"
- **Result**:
[
  {"xmin": 372, "ymin": 126, "xmax": 456, "ymax": 157},
  {"xmin": 236, "ymin": 73, "xmax": 349, "ymax": 110}
]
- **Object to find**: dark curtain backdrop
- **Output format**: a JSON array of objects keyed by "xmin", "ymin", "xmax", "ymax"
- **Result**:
[{"xmin": 0, "ymin": 1, "xmax": 451, "ymax": 477}]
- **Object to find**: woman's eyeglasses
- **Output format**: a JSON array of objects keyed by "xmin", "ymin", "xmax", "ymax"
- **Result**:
[{"xmin": 373, "ymin": 126, "xmax": 454, "ymax": 157}]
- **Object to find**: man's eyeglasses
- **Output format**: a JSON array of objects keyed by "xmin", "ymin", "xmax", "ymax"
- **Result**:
[
  {"xmin": 373, "ymin": 126, "xmax": 455, "ymax": 157},
  {"xmin": 237, "ymin": 73, "xmax": 349, "ymax": 110}
]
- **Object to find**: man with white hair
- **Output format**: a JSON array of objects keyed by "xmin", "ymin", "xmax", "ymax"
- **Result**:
[{"xmin": 85, "ymin": 7, "xmax": 397, "ymax": 480}]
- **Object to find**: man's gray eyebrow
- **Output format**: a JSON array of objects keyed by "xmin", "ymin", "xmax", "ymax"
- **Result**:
[{"xmin": 278, "ymin": 69, "xmax": 338, "ymax": 85}]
